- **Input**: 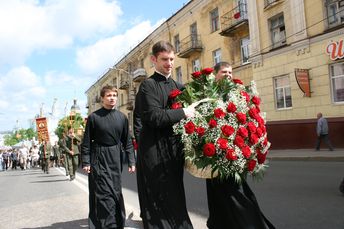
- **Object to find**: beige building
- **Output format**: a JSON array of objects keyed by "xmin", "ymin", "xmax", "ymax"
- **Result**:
[{"xmin": 85, "ymin": 0, "xmax": 344, "ymax": 149}]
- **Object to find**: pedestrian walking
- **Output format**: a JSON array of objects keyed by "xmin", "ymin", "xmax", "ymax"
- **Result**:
[
  {"xmin": 40, "ymin": 140, "xmax": 52, "ymax": 174},
  {"xmin": 315, "ymin": 112, "xmax": 334, "ymax": 151},
  {"xmin": 62, "ymin": 127, "xmax": 81, "ymax": 181},
  {"xmin": 134, "ymin": 40, "xmax": 195, "ymax": 229},
  {"xmin": 81, "ymin": 85, "xmax": 136, "ymax": 229}
]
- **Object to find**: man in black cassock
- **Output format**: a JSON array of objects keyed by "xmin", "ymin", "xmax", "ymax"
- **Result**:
[
  {"xmin": 81, "ymin": 85, "xmax": 136, "ymax": 229},
  {"xmin": 205, "ymin": 62, "xmax": 275, "ymax": 229},
  {"xmin": 134, "ymin": 41, "xmax": 195, "ymax": 229}
]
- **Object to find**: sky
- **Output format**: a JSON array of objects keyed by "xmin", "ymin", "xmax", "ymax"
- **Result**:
[{"xmin": 0, "ymin": 0, "xmax": 189, "ymax": 132}]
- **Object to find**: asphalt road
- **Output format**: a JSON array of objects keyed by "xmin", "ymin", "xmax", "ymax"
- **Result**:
[{"xmin": 1, "ymin": 159, "xmax": 343, "ymax": 229}]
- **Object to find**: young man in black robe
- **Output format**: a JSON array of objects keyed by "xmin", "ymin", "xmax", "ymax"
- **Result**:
[
  {"xmin": 134, "ymin": 40, "xmax": 195, "ymax": 229},
  {"xmin": 81, "ymin": 85, "xmax": 136, "ymax": 229}
]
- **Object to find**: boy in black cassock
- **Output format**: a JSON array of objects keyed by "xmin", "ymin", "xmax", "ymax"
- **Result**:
[
  {"xmin": 134, "ymin": 40, "xmax": 195, "ymax": 229},
  {"xmin": 81, "ymin": 86, "xmax": 136, "ymax": 229}
]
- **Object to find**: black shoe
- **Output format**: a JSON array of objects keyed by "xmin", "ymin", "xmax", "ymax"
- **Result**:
[{"xmin": 70, "ymin": 176, "xmax": 75, "ymax": 181}]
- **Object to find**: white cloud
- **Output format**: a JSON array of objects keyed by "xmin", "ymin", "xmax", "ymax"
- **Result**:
[
  {"xmin": 0, "ymin": 0, "xmax": 122, "ymax": 67},
  {"xmin": 76, "ymin": 20, "xmax": 164, "ymax": 74}
]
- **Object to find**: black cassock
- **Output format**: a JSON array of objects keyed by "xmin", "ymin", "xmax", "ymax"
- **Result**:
[
  {"xmin": 134, "ymin": 72, "xmax": 193, "ymax": 229},
  {"xmin": 81, "ymin": 107, "xmax": 135, "ymax": 229},
  {"xmin": 206, "ymin": 177, "xmax": 275, "ymax": 229}
]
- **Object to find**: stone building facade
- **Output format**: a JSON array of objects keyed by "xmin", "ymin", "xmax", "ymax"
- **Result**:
[{"xmin": 85, "ymin": 0, "xmax": 344, "ymax": 149}]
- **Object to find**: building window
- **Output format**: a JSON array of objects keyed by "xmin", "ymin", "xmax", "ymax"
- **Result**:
[
  {"xmin": 210, "ymin": 8, "xmax": 219, "ymax": 32},
  {"xmin": 330, "ymin": 63, "xmax": 344, "ymax": 102},
  {"xmin": 326, "ymin": 0, "xmax": 344, "ymax": 28},
  {"xmin": 274, "ymin": 75, "xmax": 292, "ymax": 109},
  {"xmin": 140, "ymin": 58, "xmax": 144, "ymax": 68},
  {"xmin": 269, "ymin": 14, "xmax": 286, "ymax": 48},
  {"xmin": 213, "ymin": 49, "xmax": 221, "ymax": 65},
  {"xmin": 176, "ymin": 66, "xmax": 183, "ymax": 83},
  {"xmin": 174, "ymin": 34, "xmax": 180, "ymax": 53},
  {"xmin": 240, "ymin": 37, "xmax": 250, "ymax": 64},
  {"xmin": 192, "ymin": 59, "xmax": 201, "ymax": 72},
  {"xmin": 120, "ymin": 94, "xmax": 124, "ymax": 106}
]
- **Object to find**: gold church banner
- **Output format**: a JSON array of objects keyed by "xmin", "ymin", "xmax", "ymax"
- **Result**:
[{"xmin": 36, "ymin": 117, "xmax": 49, "ymax": 143}]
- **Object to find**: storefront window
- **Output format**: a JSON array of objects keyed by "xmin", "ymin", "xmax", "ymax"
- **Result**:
[
  {"xmin": 274, "ymin": 75, "xmax": 292, "ymax": 109},
  {"xmin": 330, "ymin": 63, "xmax": 344, "ymax": 102}
]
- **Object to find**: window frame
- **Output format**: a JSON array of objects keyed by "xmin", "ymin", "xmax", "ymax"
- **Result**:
[
  {"xmin": 273, "ymin": 75, "xmax": 293, "ymax": 110},
  {"xmin": 174, "ymin": 34, "xmax": 180, "ymax": 53},
  {"xmin": 192, "ymin": 59, "xmax": 201, "ymax": 72},
  {"xmin": 240, "ymin": 37, "xmax": 250, "ymax": 64},
  {"xmin": 210, "ymin": 8, "xmax": 219, "ymax": 32},
  {"xmin": 212, "ymin": 49, "xmax": 222, "ymax": 65},
  {"xmin": 329, "ymin": 62, "xmax": 344, "ymax": 103},
  {"xmin": 175, "ymin": 66, "xmax": 183, "ymax": 83},
  {"xmin": 269, "ymin": 14, "xmax": 286, "ymax": 49}
]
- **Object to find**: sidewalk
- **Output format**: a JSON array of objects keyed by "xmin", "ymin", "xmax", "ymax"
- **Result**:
[{"xmin": 267, "ymin": 148, "xmax": 344, "ymax": 161}]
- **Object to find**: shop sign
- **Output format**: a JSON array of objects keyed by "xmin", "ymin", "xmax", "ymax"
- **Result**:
[
  {"xmin": 295, "ymin": 68, "xmax": 311, "ymax": 97},
  {"xmin": 326, "ymin": 39, "xmax": 344, "ymax": 60}
]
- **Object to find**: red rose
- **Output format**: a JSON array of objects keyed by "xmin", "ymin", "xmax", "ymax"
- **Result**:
[
  {"xmin": 237, "ymin": 127, "xmax": 248, "ymax": 138},
  {"xmin": 249, "ymin": 133, "xmax": 259, "ymax": 145},
  {"xmin": 233, "ymin": 79, "xmax": 243, "ymax": 84},
  {"xmin": 251, "ymin": 96, "xmax": 260, "ymax": 106},
  {"xmin": 263, "ymin": 137, "xmax": 268, "ymax": 146},
  {"xmin": 169, "ymin": 89, "xmax": 182, "ymax": 99},
  {"xmin": 256, "ymin": 127, "xmax": 263, "ymax": 137},
  {"xmin": 247, "ymin": 159, "xmax": 257, "ymax": 172},
  {"xmin": 191, "ymin": 71, "xmax": 202, "ymax": 78},
  {"xmin": 256, "ymin": 149, "xmax": 267, "ymax": 164},
  {"xmin": 241, "ymin": 145, "xmax": 251, "ymax": 158},
  {"xmin": 201, "ymin": 67, "xmax": 214, "ymax": 75},
  {"xmin": 208, "ymin": 119, "xmax": 217, "ymax": 128},
  {"xmin": 226, "ymin": 102, "xmax": 237, "ymax": 113},
  {"xmin": 248, "ymin": 108, "xmax": 258, "ymax": 119},
  {"xmin": 234, "ymin": 135, "xmax": 245, "ymax": 148},
  {"xmin": 236, "ymin": 113, "xmax": 247, "ymax": 124},
  {"xmin": 221, "ymin": 125, "xmax": 235, "ymax": 137},
  {"xmin": 217, "ymin": 138, "xmax": 228, "ymax": 150},
  {"xmin": 225, "ymin": 148, "xmax": 237, "ymax": 160},
  {"xmin": 171, "ymin": 102, "xmax": 182, "ymax": 109},
  {"xmin": 184, "ymin": 121, "xmax": 196, "ymax": 134},
  {"xmin": 195, "ymin": 126, "xmax": 205, "ymax": 137},
  {"xmin": 247, "ymin": 122, "xmax": 257, "ymax": 133},
  {"xmin": 241, "ymin": 91, "xmax": 250, "ymax": 102},
  {"xmin": 203, "ymin": 143, "xmax": 216, "ymax": 157},
  {"xmin": 214, "ymin": 108, "xmax": 226, "ymax": 119}
]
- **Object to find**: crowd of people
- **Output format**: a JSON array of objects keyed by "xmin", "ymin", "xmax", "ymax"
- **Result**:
[{"xmin": 0, "ymin": 140, "xmax": 69, "ymax": 174}]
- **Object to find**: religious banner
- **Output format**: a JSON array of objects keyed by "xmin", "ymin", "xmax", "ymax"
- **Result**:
[
  {"xmin": 36, "ymin": 117, "xmax": 49, "ymax": 142},
  {"xmin": 295, "ymin": 68, "xmax": 311, "ymax": 97}
]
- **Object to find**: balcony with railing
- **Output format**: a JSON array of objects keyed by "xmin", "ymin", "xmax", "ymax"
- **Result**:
[
  {"xmin": 119, "ymin": 78, "xmax": 129, "ymax": 90},
  {"xmin": 178, "ymin": 35, "xmax": 203, "ymax": 58},
  {"xmin": 264, "ymin": 0, "xmax": 280, "ymax": 9},
  {"xmin": 126, "ymin": 89, "xmax": 136, "ymax": 111},
  {"xmin": 132, "ymin": 68, "xmax": 147, "ymax": 83},
  {"xmin": 220, "ymin": 3, "xmax": 248, "ymax": 36}
]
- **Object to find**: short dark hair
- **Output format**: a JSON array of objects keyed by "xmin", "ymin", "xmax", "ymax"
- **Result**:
[
  {"xmin": 214, "ymin": 61, "xmax": 231, "ymax": 73},
  {"xmin": 152, "ymin": 41, "xmax": 174, "ymax": 57},
  {"xmin": 100, "ymin": 85, "xmax": 118, "ymax": 97}
]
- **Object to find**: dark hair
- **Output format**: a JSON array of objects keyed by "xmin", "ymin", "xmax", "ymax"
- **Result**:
[
  {"xmin": 100, "ymin": 85, "xmax": 118, "ymax": 97},
  {"xmin": 152, "ymin": 41, "xmax": 175, "ymax": 57},
  {"xmin": 214, "ymin": 61, "xmax": 231, "ymax": 73}
]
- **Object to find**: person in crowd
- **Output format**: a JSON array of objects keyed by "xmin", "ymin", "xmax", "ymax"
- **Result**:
[
  {"xmin": 31, "ymin": 145, "xmax": 40, "ymax": 168},
  {"xmin": 81, "ymin": 85, "xmax": 136, "ymax": 229},
  {"xmin": 0, "ymin": 150, "xmax": 3, "ymax": 171},
  {"xmin": 11, "ymin": 149, "xmax": 18, "ymax": 170},
  {"xmin": 58, "ymin": 133, "xmax": 70, "ymax": 176},
  {"xmin": 19, "ymin": 145, "xmax": 28, "ymax": 170},
  {"xmin": 40, "ymin": 140, "xmax": 52, "ymax": 174},
  {"xmin": 62, "ymin": 127, "xmax": 81, "ymax": 181},
  {"xmin": 205, "ymin": 61, "xmax": 275, "ymax": 229},
  {"xmin": 52, "ymin": 141, "xmax": 61, "ymax": 167},
  {"xmin": 3, "ymin": 150, "xmax": 9, "ymax": 170},
  {"xmin": 134, "ymin": 40, "xmax": 195, "ymax": 229},
  {"xmin": 315, "ymin": 112, "xmax": 334, "ymax": 151}
]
